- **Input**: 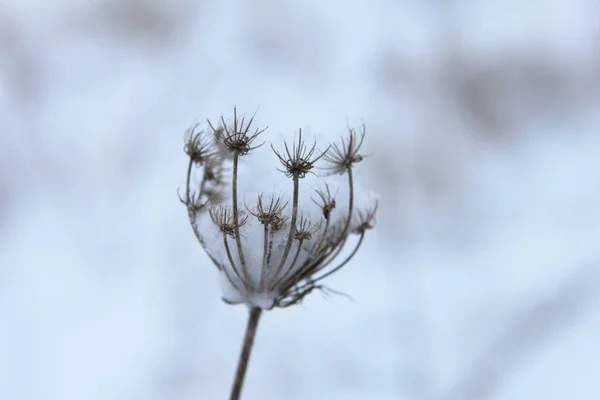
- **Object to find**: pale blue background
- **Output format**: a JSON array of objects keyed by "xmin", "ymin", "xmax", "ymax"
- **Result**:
[{"xmin": 1, "ymin": 1, "xmax": 599, "ymax": 399}]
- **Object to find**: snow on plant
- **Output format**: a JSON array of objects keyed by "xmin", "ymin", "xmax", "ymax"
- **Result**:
[{"xmin": 180, "ymin": 107, "xmax": 377, "ymax": 399}]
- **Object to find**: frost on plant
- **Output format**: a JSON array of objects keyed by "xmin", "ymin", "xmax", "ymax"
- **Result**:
[{"xmin": 181, "ymin": 108, "xmax": 377, "ymax": 310}]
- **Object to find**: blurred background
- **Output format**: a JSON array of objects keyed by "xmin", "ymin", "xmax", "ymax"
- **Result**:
[{"xmin": 1, "ymin": 0, "xmax": 599, "ymax": 399}]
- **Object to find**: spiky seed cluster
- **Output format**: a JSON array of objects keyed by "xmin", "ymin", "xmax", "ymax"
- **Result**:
[
  {"xmin": 294, "ymin": 215, "xmax": 322, "ymax": 241},
  {"xmin": 182, "ymin": 108, "xmax": 377, "ymax": 310},
  {"xmin": 248, "ymin": 195, "xmax": 288, "ymax": 231},
  {"xmin": 184, "ymin": 125, "xmax": 217, "ymax": 166},
  {"xmin": 312, "ymin": 184, "xmax": 337, "ymax": 220},
  {"xmin": 354, "ymin": 202, "xmax": 378, "ymax": 234},
  {"xmin": 209, "ymin": 205, "xmax": 248, "ymax": 239},
  {"xmin": 181, "ymin": 124, "xmax": 229, "ymax": 215},
  {"xmin": 272, "ymin": 129, "xmax": 328, "ymax": 178},
  {"xmin": 208, "ymin": 107, "xmax": 267, "ymax": 156},
  {"xmin": 322, "ymin": 124, "xmax": 366, "ymax": 175}
]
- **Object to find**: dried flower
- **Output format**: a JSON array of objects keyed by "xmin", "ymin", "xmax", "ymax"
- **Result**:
[
  {"xmin": 294, "ymin": 214, "xmax": 322, "ymax": 241},
  {"xmin": 181, "ymin": 108, "xmax": 378, "ymax": 400},
  {"xmin": 247, "ymin": 194, "xmax": 288, "ymax": 229},
  {"xmin": 208, "ymin": 107, "xmax": 266, "ymax": 155},
  {"xmin": 312, "ymin": 184, "xmax": 337, "ymax": 220},
  {"xmin": 182, "ymin": 108, "xmax": 377, "ymax": 310},
  {"xmin": 209, "ymin": 205, "xmax": 249, "ymax": 239},
  {"xmin": 184, "ymin": 124, "xmax": 217, "ymax": 166},
  {"xmin": 354, "ymin": 201, "xmax": 379, "ymax": 234},
  {"xmin": 322, "ymin": 124, "xmax": 366, "ymax": 175},
  {"xmin": 272, "ymin": 129, "xmax": 327, "ymax": 178}
]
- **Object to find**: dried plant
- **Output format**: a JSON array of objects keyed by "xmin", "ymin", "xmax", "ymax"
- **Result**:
[{"xmin": 181, "ymin": 107, "xmax": 377, "ymax": 399}]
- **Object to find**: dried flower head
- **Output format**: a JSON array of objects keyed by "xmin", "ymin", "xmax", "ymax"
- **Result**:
[
  {"xmin": 354, "ymin": 201, "xmax": 378, "ymax": 234},
  {"xmin": 247, "ymin": 194, "xmax": 288, "ymax": 229},
  {"xmin": 184, "ymin": 124, "xmax": 217, "ymax": 167},
  {"xmin": 322, "ymin": 124, "xmax": 366, "ymax": 175},
  {"xmin": 208, "ymin": 107, "xmax": 267, "ymax": 156},
  {"xmin": 209, "ymin": 205, "xmax": 249, "ymax": 239},
  {"xmin": 182, "ymin": 108, "xmax": 377, "ymax": 310},
  {"xmin": 312, "ymin": 184, "xmax": 337, "ymax": 220},
  {"xmin": 272, "ymin": 129, "xmax": 328, "ymax": 179},
  {"xmin": 294, "ymin": 214, "xmax": 322, "ymax": 241}
]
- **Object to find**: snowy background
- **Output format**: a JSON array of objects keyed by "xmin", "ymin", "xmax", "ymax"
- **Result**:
[{"xmin": 1, "ymin": 0, "xmax": 600, "ymax": 399}]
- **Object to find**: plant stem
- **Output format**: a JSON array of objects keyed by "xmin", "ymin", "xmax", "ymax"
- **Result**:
[{"xmin": 230, "ymin": 307, "xmax": 262, "ymax": 400}]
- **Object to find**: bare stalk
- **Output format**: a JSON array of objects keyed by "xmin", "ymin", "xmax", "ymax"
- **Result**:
[
  {"xmin": 269, "ymin": 175, "xmax": 300, "ymax": 289},
  {"xmin": 230, "ymin": 307, "xmax": 262, "ymax": 400},
  {"xmin": 223, "ymin": 233, "xmax": 246, "ymax": 290},
  {"xmin": 274, "ymin": 238, "xmax": 305, "ymax": 288},
  {"xmin": 313, "ymin": 231, "xmax": 365, "ymax": 282},
  {"xmin": 185, "ymin": 158, "xmax": 222, "ymax": 269},
  {"xmin": 185, "ymin": 158, "xmax": 203, "ymax": 244},
  {"xmin": 317, "ymin": 166, "xmax": 355, "ymax": 270},
  {"xmin": 259, "ymin": 224, "xmax": 270, "ymax": 289},
  {"xmin": 232, "ymin": 152, "xmax": 250, "ymax": 284}
]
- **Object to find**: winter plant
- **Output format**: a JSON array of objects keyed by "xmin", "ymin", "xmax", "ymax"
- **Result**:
[{"xmin": 181, "ymin": 108, "xmax": 377, "ymax": 399}]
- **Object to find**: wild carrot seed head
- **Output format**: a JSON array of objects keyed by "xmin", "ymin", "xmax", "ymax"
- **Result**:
[{"xmin": 182, "ymin": 108, "xmax": 377, "ymax": 309}]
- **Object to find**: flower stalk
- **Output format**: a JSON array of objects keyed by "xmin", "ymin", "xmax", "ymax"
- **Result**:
[
  {"xmin": 181, "ymin": 108, "xmax": 377, "ymax": 399},
  {"xmin": 229, "ymin": 307, "xmax": 262, "ymax": 400}
]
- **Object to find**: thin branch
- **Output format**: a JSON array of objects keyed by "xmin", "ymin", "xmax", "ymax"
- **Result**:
[
  {"xmin": 312, "ymin": 231, "xmax": 365, "ymax": 283},
  {"xmin": 316, "ymin": 166, "xmax": 355, "ymax": 271},
  {"xmin": 185, "ymin": 157, "xmax": 222, "ymax": 269},
  {"xmin": 269, "ymin": 175, "xmax": 300, "ymax": 290},
  {"xmin": 232, "ymin": 152, "xmax": 250, "ymax": 285}
]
